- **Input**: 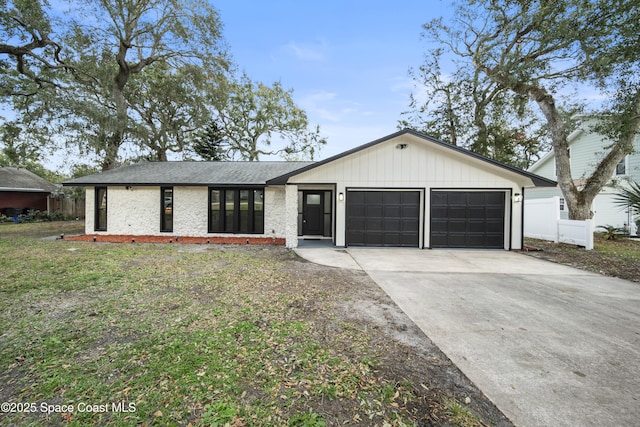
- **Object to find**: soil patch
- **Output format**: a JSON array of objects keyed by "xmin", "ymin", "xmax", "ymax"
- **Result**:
[{"xmin": 523, "ymin": 235, "xmax": 640, "ymax": 283}]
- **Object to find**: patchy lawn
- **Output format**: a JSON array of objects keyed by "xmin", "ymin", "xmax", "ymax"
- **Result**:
[
  {"xmin": 0, "ymin": 222, "xmax": 510, "ymax": 426},
  {"xmin": 524, "ymin": 234, "xmax": 640, "ymax": 283}
]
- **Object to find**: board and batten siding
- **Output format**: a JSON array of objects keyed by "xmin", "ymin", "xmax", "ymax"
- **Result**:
[
  {"xmin": 85, "ymin": 186, "xmax": 288, "ymax": 238},
  {"xmin": 287, "ymin": 133, "xmax": 529, "ymax": 248}
]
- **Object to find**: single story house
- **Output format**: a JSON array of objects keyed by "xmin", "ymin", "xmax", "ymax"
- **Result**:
[
  {"xmin": 0, "ymin": 166, "xmax": 59, "ymax": 216},
  {"xmin": 63, "ymin": 129, "xmax": 555, "ymax": 249}
]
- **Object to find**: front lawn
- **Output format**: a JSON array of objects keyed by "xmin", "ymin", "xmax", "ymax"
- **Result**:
[{"xmin": 0, "ymin": 222, "xmax": 509, "ymax": 426}]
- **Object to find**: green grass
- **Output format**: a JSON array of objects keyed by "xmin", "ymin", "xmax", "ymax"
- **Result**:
[
  {"xmin": 0, "ymin": 222, "xmax": 419, "ymax": 426},
  {"xmin": 444, "ymin": 400, "xmax": 481, "ymax": 427},
  {"xmin": 594, "ymin": 235, "xmax": 640, "ymax": 261}
]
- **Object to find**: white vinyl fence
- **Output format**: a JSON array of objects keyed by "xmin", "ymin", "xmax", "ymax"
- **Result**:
[{"xmin": 524, "ymin": 197, "xmax": 594, "ymax": 250}]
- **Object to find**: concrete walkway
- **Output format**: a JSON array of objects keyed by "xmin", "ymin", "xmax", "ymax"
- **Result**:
[{"xmin": 294, "ymin": 247, "xmax": 640, "ymax": 427}]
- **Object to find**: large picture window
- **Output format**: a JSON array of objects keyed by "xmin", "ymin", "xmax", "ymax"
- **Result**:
[
  {"xmin": 95, "ymin": 187, "xmax": 107, "ymax": 231},
  {"xmin": 209, "ymin": 188, "xmax": 264, "ymax": 234},
  {"xmin": 161, "ymin": 187, "xmax": 173, "ymax": 232}
]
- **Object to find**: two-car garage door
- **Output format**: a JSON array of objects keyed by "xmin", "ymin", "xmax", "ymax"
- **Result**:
[{"xmin": 345, "ymin": 190, "xmax": 506, "ymax": 249}]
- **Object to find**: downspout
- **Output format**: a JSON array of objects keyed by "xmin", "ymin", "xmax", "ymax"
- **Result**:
[{"xmin": 520, "ymin": 187, "xmax": 526, "ymax": 250}]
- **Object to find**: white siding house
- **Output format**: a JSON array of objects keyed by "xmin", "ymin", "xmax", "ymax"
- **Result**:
[
  {"xmin": 65, "ymin": 129, "xmax": 555, "ymax": 249},
  {"xmin": 526, "ymin": 119, "xmax": 640, "ymax": 228}
]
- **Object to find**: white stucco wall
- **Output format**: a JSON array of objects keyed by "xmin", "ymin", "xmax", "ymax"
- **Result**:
[
  {"xmin": 107, "ymin": 187, "xmax": 160, "ymax": 235},
  {"xmin": 264, "ymin": 186, "xmax": 286, "ymax": 238},
  {"xmin": 173, "ymin": 187, "xmax": 208, "ymax": 236},
  {"xmin": 84, "ymin": 185, "xmax": 288, "ymax": 239},
  {"xmin": 284, "ymin": 184, "xmax": 299, "ymax": 248},
  {"xmin": 84, "ymin": 186, "xmax": 95, "ymax": 233}
]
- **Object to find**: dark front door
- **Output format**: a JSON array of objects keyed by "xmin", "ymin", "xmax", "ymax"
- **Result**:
[
  {"xmin": 303, "ymin": 191, "xmax": 324, "ymax": 235},
  {"xmin": 430, "ymin": 191, "xmax": 505, "ymax": 249}
]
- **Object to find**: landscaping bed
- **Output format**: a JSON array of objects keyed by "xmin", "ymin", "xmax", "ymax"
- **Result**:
[{"xmin": 0, "ymin": 222, "xmax": 510, "ymax": 426}]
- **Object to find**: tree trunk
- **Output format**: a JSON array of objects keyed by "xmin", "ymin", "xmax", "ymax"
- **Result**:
[
  {"xmin": 568, "ymin": 197, "xmax": 594, "ymax": 220},
  {"xmin": 156, "ymin": 149, "xmax": 168, "ymax": 161}
]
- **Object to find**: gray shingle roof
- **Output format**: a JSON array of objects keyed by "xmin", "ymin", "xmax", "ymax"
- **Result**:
[
  {"xmin": 62, "ymin": 161, "xmax": 316, "ymax": 187},
  {"xmin": 0, "ymin": 166, "xmax": 58, "ymax": 192}
]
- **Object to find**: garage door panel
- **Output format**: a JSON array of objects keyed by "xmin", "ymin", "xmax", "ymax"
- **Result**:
[
  {"xmin": 383, "ymin": 192, "xmax": 402, "ymax": 204},
  {"xmin": 347, "ymin": 204, "xmax": 365, "ymax": 217},
  {"xmin": 468, "ymin": 192, "xmax": 487, "ymax": 204},
  {"xmin": 384, "ymin": 218, "xmax": 400, "ymax": 229},
  {"xmin": 384, "ymin": 205, "xmax": 401, "ymax": 217},
  {"xmin": 468, "ymin": 221, "xmax": 488, "ymax": 232},
  {"xmin": 486, "ymin": 220, "xmax": 504, "ymax": 232},
  {"xmin": 366, "ymin": 205, "xmax": 383, "ymax": 217},
  {"xmin": 431, "ymin": 206, "xmax": 448, "ymax": 218},
  {"xmin": 346, "ymin": 191, "xmax": 420, "ymax": 247},
  {"xmin": 402, "ymin": 205, "xmax": 420, "ymax": 216},
  {"xmin": 485, "ymin": 192, "xmax": 504, "ymax": 204},
  {"xmin": 449, "ymin": 207, "xmax": 467, "ymax": 217},
  {"xmin": 487, "ymin": 207, "xmax": 504, "ymax": 217},
  {"xmin": 430, "ymin": 191, "xmax": 505, "ymax": 249},
  {"xmin": 449, "ymin": 192, "xmax": 467, "ymax": 204},
  {"xmin": 401, "ymin": 218, "xmax": 419, "ymax": 229},
  {"xmin": 448, "ymin": 220, "xmax": 467, "ymax": 233},
  {"xmin": 366, "ymin": 192, "xmax": 383, "ymax": 204}
]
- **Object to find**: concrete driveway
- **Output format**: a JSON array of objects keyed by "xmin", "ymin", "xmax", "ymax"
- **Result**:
[{"xmin": 295, "ymin": 247, "xmax": 640, "ymax": 427}]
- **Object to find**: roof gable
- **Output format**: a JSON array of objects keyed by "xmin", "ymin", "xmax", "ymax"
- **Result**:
[
  {"xmin": 0, "ymin": 166, "xmax": 58, "ymax": 192},
  {"xmin": 268, "ymin": 129, "xmax": 556, "ymax": 187}
]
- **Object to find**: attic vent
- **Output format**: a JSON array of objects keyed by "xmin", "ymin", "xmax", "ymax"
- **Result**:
[{"xmin": 395, "ymin": 143, "xmax": 408, "ymax": 150}]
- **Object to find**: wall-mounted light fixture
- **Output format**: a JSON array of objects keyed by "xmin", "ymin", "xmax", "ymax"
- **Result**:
[
  {"xmin": 125, "ymin": 185, "xmax": 134, "ymax": 191},
  {"xmin": 395, "ymin": 143, "xmax": 408, "ymax": 150},
  {"xmin": 338, "ymin": 192, "xmax": 344, "ymax": 201},
  {"xmin": 513, "ymin": 193, "xmax": 522, "ymax": 203}
]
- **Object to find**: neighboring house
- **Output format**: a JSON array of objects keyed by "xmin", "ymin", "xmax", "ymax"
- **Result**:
[
  {"xmin": 526, "ymin": 119, "xmax": 640, "ymax": 228},
  {"xmin": 63, "ymin": 129, "xmax": 555, "ymax": 249},
  {"xmin": 0, "ymin": 166, "xmax": 58, "ymax": 216}
]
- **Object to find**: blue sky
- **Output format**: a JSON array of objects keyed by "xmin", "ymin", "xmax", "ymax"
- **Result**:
[{"xmin": 216, "ymin": 0, "xmax": 450, "ymax": 159}]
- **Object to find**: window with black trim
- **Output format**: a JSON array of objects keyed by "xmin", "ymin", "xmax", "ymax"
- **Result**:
[
  {"xmin": 209, "ymin": 188, "xmax": 264, "ymax": 234},
  {"xmin": 161, "ymin": 187, "xmax": 173, "ymax": 232},
  {"xmin": 95, "ymin": 187, "xmax": 107, "ymax": 231}
]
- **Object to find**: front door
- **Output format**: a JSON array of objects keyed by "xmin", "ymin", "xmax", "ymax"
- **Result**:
[{"xmin": 302, "ymin": 191, "xmax": 324, "ymax": 235}]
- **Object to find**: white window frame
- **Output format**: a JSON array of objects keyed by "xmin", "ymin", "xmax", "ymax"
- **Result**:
[{"xmin": 614, "ymin": 155, "xmax": 628, "ymax": 176}]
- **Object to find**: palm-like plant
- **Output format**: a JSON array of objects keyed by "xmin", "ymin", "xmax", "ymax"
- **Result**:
[{"xmin": 614, "ymin": 181, "xmax": 640, "ymax": 218}]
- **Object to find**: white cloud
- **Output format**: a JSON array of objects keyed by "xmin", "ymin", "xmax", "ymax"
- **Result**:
[
  {"xmin": 284, "ymin": 40, "xmax": 328, "ymax": 61},
  {"xmin": 299, "ymin": 91, "xmax": 341, "ymax": 122}
]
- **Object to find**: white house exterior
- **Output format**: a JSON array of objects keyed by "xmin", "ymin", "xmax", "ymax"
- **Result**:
[
  {"xmin": 526, "ymin": 119, "xmax": 640, "ymax": 228},
  {"xmin": 65, "ymin": 129, "xmax": 555, "ymax": 249}
]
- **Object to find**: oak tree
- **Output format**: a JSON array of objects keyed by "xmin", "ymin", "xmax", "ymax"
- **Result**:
[{"xmin": 425, "ymin": 0, "xmax": 640, "ymax": 219}]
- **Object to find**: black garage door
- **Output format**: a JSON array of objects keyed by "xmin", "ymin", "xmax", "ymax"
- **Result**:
[
  {"xmin": 430, "ymin": 191, "xmax": 505, "ymax": 249},
  {"xmin": 346, "ymin": 191, "xmax": 420, "ymax": 247}
]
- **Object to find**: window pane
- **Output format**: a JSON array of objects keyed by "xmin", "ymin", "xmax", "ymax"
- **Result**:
[
  {"xmin": 210, "ymin": 190, "xmax": 221, "ymax": 232},
  {"xmin": 161, "ymin": 187, "xmax": 173, "ymax": 232},
  {"xmin": 95, "ymin": 187, "xmax": 107, "ymax": 231},
  {"xmin": 225, "ymin": 190, "xmax": 235, "ymax": 232},
  {"xmin": 254, "ymin": 190, "xmax": 264, "ymax": 234},
  {"xmin": 239, "ymin": 190, "xmax": 250, "ymax": 233},
  {"xmin": 307, "ymin": 194, "xmax": 321, "ymax": 205}
]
